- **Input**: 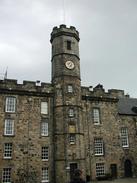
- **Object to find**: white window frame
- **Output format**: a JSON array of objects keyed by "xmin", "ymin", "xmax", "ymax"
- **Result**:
[
  {"xmin": 42, "ymin": 146, "xmax": 49, "ymax": 161},
  {"xmin": 41, "ymin": 102, "xmax": 48, "ymax": 115},
  {"xmin": 96, "ymin": 163, "xmax": 105, "ymax": 177},
  {"xmin": 93, "ymin": 108, "xmax": 100, "ymax": 124},
  {"xmin": 4, "ymin": 119, "xmax": 14, "ymax": 136},
  {"xmin": 121, "ymin": 127, "xmax": 129, "ymax": 148},
  {"xmin": 5, "ymin": 97, "xmax": 16, "ymax": 113},
  {"xmin": 42, "ymin": 167, "xmax": 49, "ymax": 182},
  {"xmin": 94, "ymin": 138, "xmax": 104, "ymax": 156},
  {"xmin": 2, "ymin": 168, "xmax": 11, "ymax": 183},
  {"xmin": 69, "ymin": 134, "xmax": 76, "ymax": 144},
  {"xmin": 68, "ymin": 109, "xmax": 74, "ymax": 117},
  {"xmin": 41, "ymin": 120, "xmax": 48, "ymax": 136},
  {"xmin": 4, "ymin": 143, "xmax": 12, "ymax": 159},
  {"xmin": 68, "ymin": 85, "xmax": 73, "ymax": 93}
]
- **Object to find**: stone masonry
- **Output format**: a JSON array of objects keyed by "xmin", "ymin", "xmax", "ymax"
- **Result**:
[{"xmin": 0, "ymin": 25, "xmax": 137, "ymax": 183}]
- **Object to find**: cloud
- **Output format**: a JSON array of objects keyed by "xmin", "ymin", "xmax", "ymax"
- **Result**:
[{"xmin": 0, "ymin": 0, "xmax": 137, "ymax": 97}]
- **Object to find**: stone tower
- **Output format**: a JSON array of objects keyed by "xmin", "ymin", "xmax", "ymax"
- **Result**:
[{"xmin": 50, "ymin": 25, "xmax": 85, "ymax": 183}]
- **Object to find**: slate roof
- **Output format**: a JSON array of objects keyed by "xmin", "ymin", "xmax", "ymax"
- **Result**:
[{"xmin": 118, "ymin": 98, "xmax": 137, "ymax": 115}]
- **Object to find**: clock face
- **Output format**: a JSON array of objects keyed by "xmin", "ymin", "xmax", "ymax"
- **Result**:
[{"xmin": 65, "ymin": 61, "xmax": 75, "ymax": 69}]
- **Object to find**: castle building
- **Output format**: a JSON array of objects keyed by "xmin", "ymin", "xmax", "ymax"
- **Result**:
[{"xmin": 0, "ymin": 24, "xmax": 137, "ymax": 183}]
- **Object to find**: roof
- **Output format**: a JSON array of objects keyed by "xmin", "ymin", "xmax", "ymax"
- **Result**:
[{"xmin": 118, "ymin": 98, "xmax": 137, "ymax": 115}]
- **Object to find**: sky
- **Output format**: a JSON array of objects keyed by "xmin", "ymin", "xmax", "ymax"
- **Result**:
[{"xmin": 0, "ymin": 0, "xmax": 137, "ymax": 97}]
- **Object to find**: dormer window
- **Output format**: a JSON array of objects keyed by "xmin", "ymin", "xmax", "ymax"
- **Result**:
[{"xmin": 67, "ymin": 40, "xmax": 71, "ymax": 50}]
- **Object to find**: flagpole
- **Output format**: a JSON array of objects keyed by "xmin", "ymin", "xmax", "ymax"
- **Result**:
[{"xmin": 63, "ymin": 0, "xmax": 66, "ymax": 24}]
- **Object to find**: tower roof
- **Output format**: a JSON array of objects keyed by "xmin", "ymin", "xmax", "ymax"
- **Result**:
[{"xmin": 50, "ymin": 24, "xmax": 80, "ymax": 43}]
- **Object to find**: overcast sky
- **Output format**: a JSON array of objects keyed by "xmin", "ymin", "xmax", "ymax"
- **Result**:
[{"xmin": 0, "ymin": 0, "xmax": 137, "ymax": 97}]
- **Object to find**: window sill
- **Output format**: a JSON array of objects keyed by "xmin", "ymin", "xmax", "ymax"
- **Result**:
[
  {"xmin": 3, "ymin": 157, "xmax": 12, "ymax": 159},
  {"xmin": 122, "ymin": 146, "xmax": 129, "ymax": 148},
  {"xmin": 95, "ymin": 154, "xmax": 104, "ymax": 156},
  {"xmin": 42, "ymin": 159, "xmax": 48, "ymax": 161},
  {"xmin": 3, "ymin": 134, "xmax": 15, "ymax": 137},
  {"xmin": 41, "ymin": 135, "xmax": 49, "ymax": 137},
  {"xmin": 94, "ymin": 123, "xmax": 101, "ymax": 126},
  {"xmin": 5, "ymin": 111, "xmax": 16, "ymax": 113},
  {"xmin": 41, "ymin": 113, "xmax": 48, "ymax": 115},
  {"xmin": 70, "ymin": 142, "xmax": 75, "ymax": 145}
]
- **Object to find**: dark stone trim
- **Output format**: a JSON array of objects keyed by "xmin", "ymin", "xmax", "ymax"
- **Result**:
[
  {"xmin": 52, "ymin": 75, "xmax": 81, "ymax": 82},
  {"xmin": 55, "ymin": 158, "xmax": 85, "ymax": 161},
  {"xmin": 118, "ymin": 113, "xmax": 137, "ymax": 116},
  {"xmin": 0, "ymin": 88, "xmax": 54, "ymax": 97},
  {"xmin": 82, "ymin": 95, "xmax": 119, "ymax": 103},
  {"xmin": 3, "ymin": 135, "xmax": 15, "ymax": 137},
  {"xmin": 50, "ymin": 31, "xmax": 80, "ymax": 43},
  {"xmin": 53, "ymin": 105, "xmax": 82, "ymax": 109},
  {"xmin": 54, "ymin": 133, "xmax": 84, "ymax": 135},
  {"xmin": 51, "ymin": 52, "xmax": 80, "ymax": 61}
]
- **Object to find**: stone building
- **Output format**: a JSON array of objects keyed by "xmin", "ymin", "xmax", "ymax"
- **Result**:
[{"xmin": 0, "ymin": 24, "xmax": 137, "ymax": 183}]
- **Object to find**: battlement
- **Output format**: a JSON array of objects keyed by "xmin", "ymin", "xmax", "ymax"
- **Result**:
[
  {"xmin": 0, "ymin": 79, "xmax": 53, "ymax": 94},
  {"xmin": 50, "ymin": 24, "xmax": 80, "ymax": 43},
  {"xmin": 81, "ymin": 84, "xmax": 128, "ymax": 100}
]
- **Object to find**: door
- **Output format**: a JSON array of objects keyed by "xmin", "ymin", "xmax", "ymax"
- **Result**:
[
  {"xmin": 110, "ymin": 164, "xmax": 117, "ymax": 178},
  {"xmin": 124, "ymin": 159, "xmax": 132, "ymax": 177},
  {"xmin": 70, "ymin": 163, "xmax": 78, "ymax": 180}
]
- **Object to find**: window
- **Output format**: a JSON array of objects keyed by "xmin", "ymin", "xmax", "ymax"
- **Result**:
[
  {"xmin": 93, "ymin": 108, "xmax": 100, "ymax": 124},
  {"xmin": 96, "ymin": 163, "xmax": 105, "ymax": 177},
  {"xmin": 68, "ymin": 109, "xmax": 74, "ymax": 117},
  {"xmin": 69, "ymin": 134, "xmax": 76, "ymax": 144},
  {"xmin": 94, "ymin": 138, "xmax": 104, "ymax": 155},
  {"xmin": 42, "ymin": 167, "xmax": 49, "ymax": 182},
  {"xmin": 41, "ymin": 102, "xmax": 48, "ymax": 115},
  {"xmin": 4, "ymin": 119, "xmax": 14, "ymax": 136},
  {"xmin": 68, "ymin": 85, "xmax": 73, "ymax": 93},
  {"xmin": 41, "ymin": 119, "xmax": 48, "ymax": 136},
  {"xmin": 121, "ymin": 127, "xmax": 129, "ymax": 147},
  {"xmin": 4, "ymin": 143, "xmax": 12, "ymax": 159},
  {"xmin": 5, "ymin": 97, "xmax": 16, "ymax": 113},
  {"xmin": 67, "ymin": 40, "xmax": 71, "ymax": 50},
  {"xmin": 2, "ymin": 168, "xmax": 11, "ymax": 183},
  {"xmin": 42, "ymin": 146, "xmax": 49, "ymax": 161}
]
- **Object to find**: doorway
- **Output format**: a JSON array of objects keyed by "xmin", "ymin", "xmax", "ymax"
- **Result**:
[
  {"xmin": 124, "ymin": 159, "xmax": 132, "ymax": 177},
  {"xmin": 110, "ymin": 164, "xmax": 117, "ymax": 178},
  {"xmin": 70, "ymin": 163, "xmax": 78, "ymax": 180}
]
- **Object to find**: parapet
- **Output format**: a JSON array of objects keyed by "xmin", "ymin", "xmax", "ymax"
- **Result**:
[
  {"xmin": 81, "ymin": 85, "xmax": 129, "ymax": 101},
  {"xmin": 0, "ymin": 79, "xmax": 53, "ymax": 95},
  {"xmin": 108, "ymin": 89, "xmax": 125, "ymax": 98},
  {"xmin": 50, "ymin": 24, "xmax": 80, "ymax": 43}
]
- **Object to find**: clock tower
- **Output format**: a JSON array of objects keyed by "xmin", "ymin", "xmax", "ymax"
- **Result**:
[
  {"xmin": 51, "ymin": 24, "xmax": 80, "ymax": 82},
  {"xmin": 50, "ymin": 25, "xmax": 85, "ymax": 183}
]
